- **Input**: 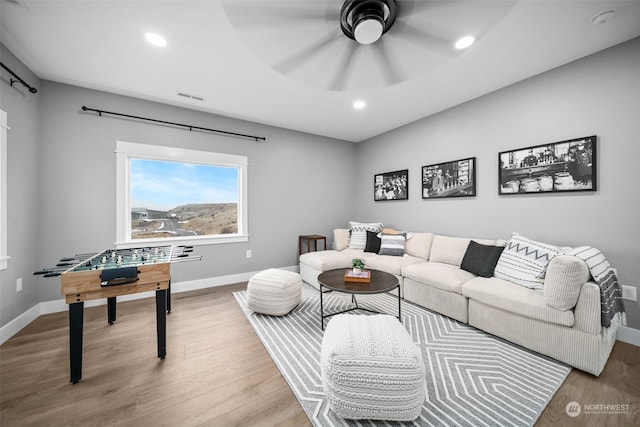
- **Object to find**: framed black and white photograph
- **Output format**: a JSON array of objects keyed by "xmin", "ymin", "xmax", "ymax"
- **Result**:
[
  {"xmin": 422, "ymin": 157, "xmax": 476, "ymax": 199},
  {"xmin": 374, "ymin": 169, "xmax": 408, "ymax": 201},
  {"xmin": 498, "ymin": 135, "xmax": 596, "ymax": 195}
]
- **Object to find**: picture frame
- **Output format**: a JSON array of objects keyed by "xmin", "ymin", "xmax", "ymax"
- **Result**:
[
  {"xmin": 374, "ymin": 169, "xmax": 408, "ymax": 201},
  {"xmin": 422, "ymin": 157, "xmax": 476, "ymax": 199},
  {"xmin": 498, "ymin": 135, "xmax": 596, "ymax": 195}
]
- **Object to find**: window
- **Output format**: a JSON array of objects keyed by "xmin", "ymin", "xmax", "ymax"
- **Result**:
[
  {"xmin": 0, "ymin": 110, "xmax": 8, "ymax": 270},
  {"xmin": 116, "ymin": 141, "xmax": 248, "ymax": 247}
]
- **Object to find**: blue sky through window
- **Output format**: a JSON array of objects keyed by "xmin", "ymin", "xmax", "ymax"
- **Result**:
[{"xmin": 130, "ymin": 158, "xmax": 238, "ymax": 211}]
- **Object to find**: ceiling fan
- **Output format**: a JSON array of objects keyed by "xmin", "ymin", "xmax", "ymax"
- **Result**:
[
  {"xmin": 340, "ymin": 0, "xmax": 398, "ymax": 45},
  {"xmin": 222, "ymin": 1, "xmax": 515, "ymax": 91}
]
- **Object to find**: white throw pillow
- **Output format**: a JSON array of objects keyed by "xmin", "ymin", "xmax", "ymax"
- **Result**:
[
  {"xmin": 348, "ymin": 221, "xmax": 383, "ymax": 250},
  {"xmin": 494, "ymin": 232, "xmax": 566, "ymax": 290}
]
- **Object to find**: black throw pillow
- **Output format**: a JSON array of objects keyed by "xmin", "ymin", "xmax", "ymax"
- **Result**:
[
  {"xmin": 460, "ymin": 240, "xmax": 505, "ymax": 278},
  {"xmin": 364, "ymin": 231, "xmax": 381, "ymax": 253}
]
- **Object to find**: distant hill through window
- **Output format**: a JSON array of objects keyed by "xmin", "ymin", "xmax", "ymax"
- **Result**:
[{"xmin": 131, "ymin": 203, "xmax": 237, "ymax": 239}]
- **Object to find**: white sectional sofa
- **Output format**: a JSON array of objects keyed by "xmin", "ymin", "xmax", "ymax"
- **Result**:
[{"xmin": 299, "ymin": 227, "xmax": 618, "ymax": 376}]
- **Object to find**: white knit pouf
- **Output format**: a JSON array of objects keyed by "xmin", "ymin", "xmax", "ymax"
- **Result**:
[
  {"xmin": 247, "ymin": 269, "xmax": 302, "ymax": 316},
  {"xmin": 321, "ymin": 314, "xmax": 426, "ymax": 421}
]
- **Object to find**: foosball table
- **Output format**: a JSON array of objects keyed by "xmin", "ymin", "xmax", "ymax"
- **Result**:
[{"xmin": 35, "ymin": 245, "xmax": 200, "ymax": 383}]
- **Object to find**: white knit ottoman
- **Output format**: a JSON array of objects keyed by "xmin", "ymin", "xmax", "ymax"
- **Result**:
[
  {"xmin": 247, "ymin": 269, "xmax": 302, "ymax": 316},
  {"xmin": 321, "ymin": 314, "xmax": 425, "ymax": 421}
]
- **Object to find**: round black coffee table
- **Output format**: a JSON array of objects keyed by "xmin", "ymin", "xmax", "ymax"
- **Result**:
[{"xmin": 317, "ymin": 268, "xmax": 400, "ymax": 330}]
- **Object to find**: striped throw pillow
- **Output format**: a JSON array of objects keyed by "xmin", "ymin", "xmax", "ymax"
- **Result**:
[
  {"xmin": 378, "ymin": 233, "xmax": 406, "ymax": 256},
  {"xmin": 494, "ymin": 233, "xmax": 566, "ymax": 290},
  {"xmin": 348, "ymin": 221, "xmax": 383, "ymax": 250}
]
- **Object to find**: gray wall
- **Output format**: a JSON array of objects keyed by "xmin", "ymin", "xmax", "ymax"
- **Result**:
[
  {"xmin": 3, "ymin": 38, "xmax": 639, "ymax": 333},
  {"xmin": 0, "ymin": 45, "xmax": 41, "ymax": 326},
  {"xmin": 32, "ymin": 82, "xmax": 357, "ymax": 304},
  {"xmin": 356, "ymin": 37, "xmax": 640, "ymax": 328}
]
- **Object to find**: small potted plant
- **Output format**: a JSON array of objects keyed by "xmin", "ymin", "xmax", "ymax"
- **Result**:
[{"xmin": 351, "ymin": 258, "xmax": 365, "ymax": 274}]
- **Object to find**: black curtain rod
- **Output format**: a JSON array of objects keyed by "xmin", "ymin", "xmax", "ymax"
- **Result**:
[
  {"xmin": 0, "ymin": 61, "xmax": 38, "ymax": 93},
  {"xmin": 81, "ymin": 106, "xmax": 266, "ymax": 142}
]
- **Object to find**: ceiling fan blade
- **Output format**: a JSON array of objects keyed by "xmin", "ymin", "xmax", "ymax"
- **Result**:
[
  {"xmin": 389, "ymin": 20, "xmax": 456, "ymax": 58},
  {"xmin": 328, "ymin": 42, "xmax": 359, "ymax": 91},
  {"xmin": 222, "ymin": 1, "xmax": 339, "ymax": 30},
  {"xmin": 396, "ymin": 0, "xmax": 447, "ymax": 19},
  {"xmin": 370, "ymin": 39, "xmax": 405, "ymax": 87},
  {"xmin": 273, "ymin": 31, "xmax": 343, "ymax": 75}
]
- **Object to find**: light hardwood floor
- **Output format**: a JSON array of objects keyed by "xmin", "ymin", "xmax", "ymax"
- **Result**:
[{"xmin": 1, "ymin": 283, "xmax": 638, "ymax": 427}]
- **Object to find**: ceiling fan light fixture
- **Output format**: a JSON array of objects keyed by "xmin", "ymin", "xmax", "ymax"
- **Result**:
[{"xmin": 354, "ymin": 18, "xmax": 384, "ymax": 44}]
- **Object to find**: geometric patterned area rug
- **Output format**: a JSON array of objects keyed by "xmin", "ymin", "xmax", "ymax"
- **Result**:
[{"xmin": 233, "ymin": 283, "xmax": 570, "ymax": 427}]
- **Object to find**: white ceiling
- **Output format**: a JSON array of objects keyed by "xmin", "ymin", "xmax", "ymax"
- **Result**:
[{"xmin": 2, "ymin": 0, "xmax": 640, "ymax": 142}]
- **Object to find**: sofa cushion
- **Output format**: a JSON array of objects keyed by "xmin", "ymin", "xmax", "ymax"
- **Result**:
[
  {"xmin": 429, "ymin": 235, "xmax": 495, "ymax": 266},
  {"xmin": 402, "ymin": 262, "xmax": 476, "ymax": 294},
  {"xmin": 333, "ymin": 229, "xmax": 350, "ymax": 251},
  {"xmin": 494, "ymin": 233, "xmax": 566, "ymax": 291},
  {"xmin": 364, "ymin": 231, "xmax": 381, "ymax": 253},
  {"xmin": 363, "ymin": 253, "xmax": 424, "ymax": 276},
  {"xmin": 460, "ymin": 241, "xmax": 505, "ymax": 278},
  {"xmin": 300, "ymin": 249, "xmax": 364, "ymax": 271},
  {"xmin": 462, "ymin": 277, "xmax": 574, "ymax": 327},
  {"xmin": 378, "ymin": 233, "xmax": 406, "ymax": 256},
  {"xmin": 544, "ymin": 255, "xmax": 591, "ymax": 311},
  {"xmin": 348, "ymin": 221, "xmax": 383, "ymax": 250},
  {"xmin": 404, "ymin": 232, "xmax": 434, "ymax": 260}
]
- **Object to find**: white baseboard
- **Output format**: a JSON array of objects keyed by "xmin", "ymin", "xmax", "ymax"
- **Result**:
[
  {"xmin": 616, "ymin": 325, "xmax": 640, "ymax": 346},
  {"xmin": 0, "ymin": 304, "xmax": 40, "ymax": 345},
  {"xmin": 1, "ymin": 266, "xmax": 299, "ymax": 345}
]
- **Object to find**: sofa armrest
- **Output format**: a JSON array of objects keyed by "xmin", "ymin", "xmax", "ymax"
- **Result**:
[
  {"xmin": 544, "ymin": 255, "xmax": 590, "ymax": 311},
  {"xmin": 573, "ymin": 281, "xmax": 601, "ymax": 335},
  {"xmin": 333, "ymin": 229, "xmax": 350, "ymax": 250}
]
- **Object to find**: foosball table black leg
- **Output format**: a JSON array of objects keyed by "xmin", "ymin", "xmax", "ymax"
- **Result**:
[
  {"xmin": 156, "ymin": 289, "xmax": 167, "ymax": 359},
  {"xmin": 166, "ymin": 280, "xmax": 172, "ymax": 313},
  {"xmin": 69, "ymin": 302, "xmax": 84, "ymax": 384},
  {"xmin": 107, "ymin": 297, "xmax": 116, "ymax": 325}
]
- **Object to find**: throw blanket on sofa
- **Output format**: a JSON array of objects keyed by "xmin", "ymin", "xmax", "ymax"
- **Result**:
[{"xmin": 565, "ymin": 246, "xmax": 626, "ymax": 332}]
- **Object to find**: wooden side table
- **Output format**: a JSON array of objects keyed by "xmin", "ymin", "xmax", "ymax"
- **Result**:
[{"xmin": 299, "ymin": 235, "xmax": 327, "ymax": 256}]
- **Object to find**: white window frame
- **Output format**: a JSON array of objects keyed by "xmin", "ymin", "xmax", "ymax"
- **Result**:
[
  {"xmin": 115, "ymin": 141, "xmax": 248, "ymax": 248},
  {"xmin": 0, "ymin": 110, "xmax": 9, "ymax": 270}
]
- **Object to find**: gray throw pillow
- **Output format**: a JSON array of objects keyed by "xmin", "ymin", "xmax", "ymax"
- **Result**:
[{"xmin": 378, "ymin": 233, "xmax": 406, "ymax": 256}]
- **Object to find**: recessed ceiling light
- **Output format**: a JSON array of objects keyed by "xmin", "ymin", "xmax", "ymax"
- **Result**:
[
  {"xmin": 145, "ymin": 32, "xmax": 167, "ymax": 47},
  {"xmin": 592, "ymin": 10, "xmax": 615, "ymax": 25},
  {"xmin": 353, "ymin": 100, "xmax": 366, "ymax": 110},
  {"xmin": 454, "ymin": 36, "xmax": 475, "ymax": 50}
]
